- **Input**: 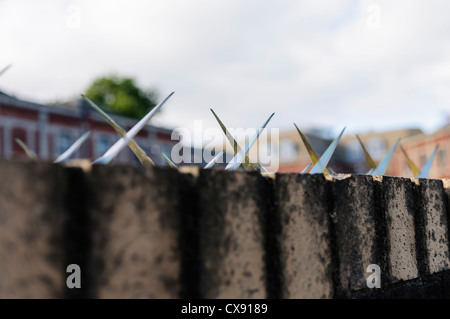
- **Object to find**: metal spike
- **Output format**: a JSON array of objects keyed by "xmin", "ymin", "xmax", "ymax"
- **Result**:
[
  {"xmin": 225, "ymin": 113, "xmax": 275, "ymax": 170},
  {"xmin": 210, "ymin": 109, "xmax": 255, "ymax": 170},
  {"xmin": 54, "ymin": 131, "xmax": 91, "ymax": 163},
  {"xmin": 310, "ymin": 127, "xmax": 346, "ymax": 174},
  {"xmin": 82, "ymin": 94, "xmax": 155, "ymax": 166},
  {"xmin": 356, "ymin": 134, "xmax": 377, "ymax": 169},
  {"xmin": 300, "ymin": 163, "xmax": 313, "ymax": 174},
  {"xmin": 294, "ymin": 123, "xmax": 320, "ymax": 163},
  {"xmin": 204, "ymin": 151, "xmax": 224, "ymax": 169},
  {"xmin": 15, "ymin": 138, "xmax": 38, "ymax": 160},
  {"xmin": 93, "ymin": 92, "xmax": 174, "ymax": 164},
  {"xmin": 416, "ymin": 145, "xmax": 439, "ymax": 179},
  {"xmin": 0, "ymin": 64, "xmax": 12, "ymax": 78},
  {"xmin": 162, "ymin": 152, "xmax": 179, "ymax": 169},
  {"xmin": 256, "ymin": 162, "xmax": 271, "ymax": 173},
  {"xmin": 294, "ymin": 123, "xmax": 329, "ymax": 174},
  {"xmin": 370, "ymin": 139, "xmax": 400, "ymax": 176},
  {"xmin": 400, "ymin": 144, "xmax": 420, "ymax": 176}
]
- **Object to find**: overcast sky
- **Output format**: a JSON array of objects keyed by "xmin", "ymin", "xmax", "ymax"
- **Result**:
[{"xmin": 1, "ymin": 0, "xmax": 450, "ymax": 144}]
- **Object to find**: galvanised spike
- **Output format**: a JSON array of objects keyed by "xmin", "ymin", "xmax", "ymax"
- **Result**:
[
  {"xmin": 210, "ymin": 109, "xmax": 256, "ymax": 170},
  {"xmin": 204, "ymin": 151, "xmax": 224, "ymax": 169},
  {"xmin": 82, "ymin": 94, "xmax": 155, "ymax": 167},
  {"xmin": 93, "ymin": 92, "xmax": 174, "ymax": 164},
  {"xmin": 162, "ymin": 152, "xmax": 179, "ymax": 169},
  {"xmin": 225, "ymin": 113, "xmax": 275, "ymax": 170},
  {"xmin": 356, "ymin": 134, "xmax": 377, "ymax": 169},
  {"xmin": 54, "ymin": 131, "xmax": 91, "ymax": 163},
  {"xmin": 15, "ymin": 138, "xmax": 38, "ymax": 160},
  {"xmin": 400, "ymin": 144, "xmax": 420, "ymax": 176},
  {"xmin": 370, "ymin": 139, "xmax": 400, "ymax": 176},
  {"xmin": 309, "ymin": 127, "xmax": 346, "ymax": 174},
  {"xmin": 416, "ymin": 145, "xmax": 439, "ymax": 179}
]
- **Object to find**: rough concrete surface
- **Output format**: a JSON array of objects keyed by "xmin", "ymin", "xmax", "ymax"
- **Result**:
[
  {"xmin": 334, "ymin": 175, "xmax": 378, "ymax": 292},
  {"xmin": 275, "ymin": 173, "xmax": 333, "ymax": 299},
  {"xmin": 87, "ymin": 165, "xmax": 183, "ymax": 298},
  {"xmin": 198, "ymin": 170, "xmax": 267, "ymax": 299},
  {"xmin": 383, "ymin": 177, "xmax": 419, "ymax": 282},
  {"xmin": 419, "ymin": 179, "xmax": 450, "ymax": 274},
  {"xmin": 0, "ymin": 161, "xmax": 66, "ymax": 298}
]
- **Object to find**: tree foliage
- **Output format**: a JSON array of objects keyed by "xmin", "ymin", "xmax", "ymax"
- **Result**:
[{"xmin": 85, "ymin": 75, "xmax": 158, "ymax": 119}]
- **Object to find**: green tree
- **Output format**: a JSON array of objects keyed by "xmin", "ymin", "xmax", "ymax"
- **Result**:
[{"xmin": 85, "ymin": 75, "xmax": 158, "ymax": 119}]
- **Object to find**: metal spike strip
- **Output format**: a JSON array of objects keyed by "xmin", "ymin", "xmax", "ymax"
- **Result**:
[{"xmin": 54, "ymin": 131, "xmax": 91, "ymax": 163}]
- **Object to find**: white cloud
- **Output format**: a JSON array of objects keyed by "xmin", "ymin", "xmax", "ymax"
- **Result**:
[{"xmin": 0, "ymin": 0, "xmax": 449, "ymax": 144}]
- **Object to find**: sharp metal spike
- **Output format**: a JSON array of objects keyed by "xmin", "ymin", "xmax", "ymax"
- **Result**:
[
  {"xmin": 310, "ymin": 127, "xmax": 346, "ymax": 174},
  {"xmin": 370, "ymin": 139, "xmax": 400, "ymax": 176},
  {"xmin": 54, "ymin": 131, "xmax": 91, "ymax": 163},
  {"xmin": 225, "ymin": 113, "xmax": 275, "ymax": 170},
  {"xmin": 93, "ymin": 92, "xmax": 174, "ymax": 164},
  {"xmin": 204, "ymin": 150, "xmax": 224, "ymax": 169},
  {"xmin": 82, "ymin": 94, "xmax": 155, "ymax": 167},
  {"xmin": 294, "ymin": 123, "xmax": 320, "ymax": 163},
  {"xmin": 210, "ymin": 109, "xmax": 255, "ymax": 170},
  {"xmin": 294, "ymin": 123, "xmax": 330, "ymax": 174},
  {"xmin": 356, "ymin": 134, "xmax": 377, "ymax": 169},
  {"xmin": 256, "ymin": 162, "xmax": 271, "ymax": 173},
  {"xmin": 0, "ymin": 64, "xmax": 12, "ymax": 78},
  {"xmin": 15, "ymin": 138, "xmax": 38, "ymax": 160},
  {"xmin": 416, "ymin": 145, "xmax": 439, "ymax": 179},
  {"xmin": 300, "ymin": 163, "xmax": 313, "ymax": 174},
  {"xmin": 400, "ymin": 144, "xmax": 420, "ymax": 176},
  {"xmin": 162, "ymin": 152, "xmax": 179, "ymax": 169}
]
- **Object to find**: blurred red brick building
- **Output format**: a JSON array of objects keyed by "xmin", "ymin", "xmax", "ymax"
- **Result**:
[
  {"xmin": 389, "ymin": 125, "xmax": 450, "ymax": 179},
  {"xmin": 0, "ymin": 90, "xmax": 176, "ymax": 164}
]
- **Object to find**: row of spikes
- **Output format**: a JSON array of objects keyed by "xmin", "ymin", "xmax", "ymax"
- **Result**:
[{"xmin": 2, "ymin": 64, "xmax": 438, "ymax": 177}]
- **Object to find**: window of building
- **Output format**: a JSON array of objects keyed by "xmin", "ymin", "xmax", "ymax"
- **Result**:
[
  {"xmin": 12, "ymin": 127, "xmax": 28, "ymax": 157},
  {"xmin": 420, "ymin": 154, "xmax": 427, "ymax": 167},
  {"xmin": 366, "ymin": 137, "xmax": 387, "ymax": 161},
  {"xmin": 96, "ymin": 136, "xmax": 111, "ymax": 158},
  {"xmin": 56, "ymin": 132, "xmax": 73, "ymax": 158},
  {"xmin": 346, "ymin": 140, "xmax": 364, "ymax": 163},
  {"xmin": 279, "ymin": 139, "xmax": 298, "ymax": 163},
  {"xmin": 439, "ymin": 149, "xmax": 446, "ymax": 167}
]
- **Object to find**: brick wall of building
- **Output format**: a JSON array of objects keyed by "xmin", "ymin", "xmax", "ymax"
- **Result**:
[{"xmin": 0, "ymin": 92, "xmax": 176, "ymax": 165}]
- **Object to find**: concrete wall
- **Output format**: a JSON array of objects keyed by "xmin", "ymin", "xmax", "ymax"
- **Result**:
[{"xmin": 1, "ymin": 161, "xmax": 450, "ymax": 298}]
